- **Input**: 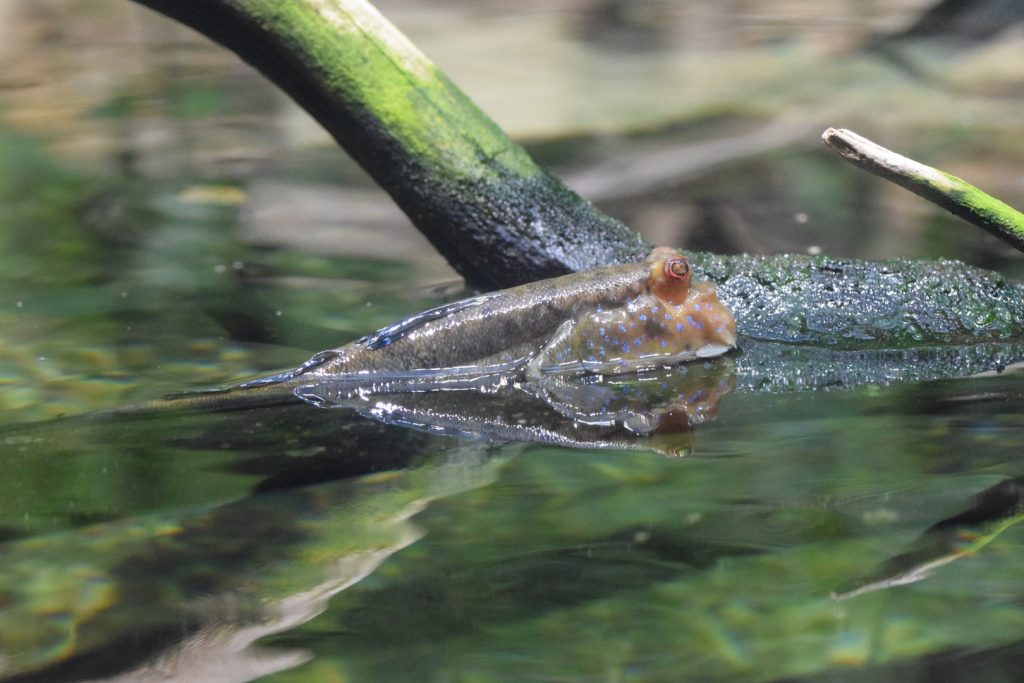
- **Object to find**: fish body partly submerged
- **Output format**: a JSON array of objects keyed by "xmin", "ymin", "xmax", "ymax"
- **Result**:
[
  {"xmin": 282, "ymin": 246, "xmax": 736, "ymax": 384},
  {"xmin": 148, "ymin": 248, "xmax": 736, "ymax": 413}
]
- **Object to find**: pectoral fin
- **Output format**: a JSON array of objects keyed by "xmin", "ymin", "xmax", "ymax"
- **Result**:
[{"xmin": 527, "ymin": 319, "xmax": 578, "ymax": 380}]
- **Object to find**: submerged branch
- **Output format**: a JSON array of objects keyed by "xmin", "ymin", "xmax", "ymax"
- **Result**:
[{"xmin": 822, "ymin": 127, "xmax": 1024, "ymax": 253}]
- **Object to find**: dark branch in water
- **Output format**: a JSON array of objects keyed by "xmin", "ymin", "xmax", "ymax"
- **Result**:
[{"xmin": 130, "ymin": 0, "xmax": 649, "ymax": 289}]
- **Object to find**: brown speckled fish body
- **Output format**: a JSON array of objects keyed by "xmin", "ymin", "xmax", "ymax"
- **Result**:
[
  {"xmin": 309, "ymin": 262, "xmax": 650, "ymax": 378},
  {"xmin": 303, "ymin": 247, "xmax": 736, "ymax": 382},
  {"xmin": 530, "ymin": 280, "xmax": 736, "ymax": 377},
  {"xmin": 125, "ymin": 249, "xmax": 736, "ymax": 415}
]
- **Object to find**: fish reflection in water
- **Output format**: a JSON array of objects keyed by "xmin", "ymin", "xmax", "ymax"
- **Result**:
[{"xmin": 295, "ymin": 360, "xmax": 736, "ymax": 456}]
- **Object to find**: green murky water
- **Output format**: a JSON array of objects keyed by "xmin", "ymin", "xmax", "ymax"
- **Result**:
[
  {"xmin": 3, "ymin": 124, "xmax": 1024, "ymax": 681},
  {"xmin": 3, "ymin": 1, "xmax": 1024, "ymax": 681}
]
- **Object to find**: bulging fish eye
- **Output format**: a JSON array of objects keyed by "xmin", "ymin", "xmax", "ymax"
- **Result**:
[{"xmin": 664, "ymin": 257, "xmax": 690, "ymax": 280}]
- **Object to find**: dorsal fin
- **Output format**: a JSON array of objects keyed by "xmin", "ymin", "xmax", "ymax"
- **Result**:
[
  {"xmin": 237, "ymin": 349, "xmax": 342, "ymax": 387},
  {"xmin": 357, "ymin": 292, "xmax": 502, "ymax": 350}
]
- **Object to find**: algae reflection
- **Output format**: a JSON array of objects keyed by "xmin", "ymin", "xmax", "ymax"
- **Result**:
[
  {"xmin": 0, "ymin": 358, "xmax": 735, "ymax": 680},
  {"xmin": 835, "ymin": 476, "xmax": 1024, "ymax": 601},
  {"xmin": 0, "ymin": 440, "xmax": 502, "ymax": 681},
  {"xmin": 3, "ymin": 347, "xmax": 1024, "ymax": 681}
]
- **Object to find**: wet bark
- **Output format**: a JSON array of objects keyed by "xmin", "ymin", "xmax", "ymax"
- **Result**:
[{"xmin": 130, "ymin": 0, "xmax": 650, "ymax": 289}]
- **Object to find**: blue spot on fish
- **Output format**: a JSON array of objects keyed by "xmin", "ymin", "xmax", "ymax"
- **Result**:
[
  {"xmin": 686, "ymin": 315, "xmax": 703, "ymax": 330},
  {"xmin": 622, "ymin": 344, "xmax": 630, "ymax": 353},
  {"xmin": 618, "ymin": 323, "xmax": 627, "ymax": 333},
  {"xmin": 661, "ymin": 340, "xmax": 668, "ymax": 348},
  {"xmin": 639, "ymin": 314, "xmax": 647, "ymax": 321},
  {"xmin": 676, "ymin": 322, "xmax": 684, "ymax": 332},
  {"xmin": 664, "ymin": 313, "xmax": 671, "ymax": 320}
]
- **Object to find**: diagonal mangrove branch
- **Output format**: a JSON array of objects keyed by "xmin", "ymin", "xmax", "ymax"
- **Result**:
[
  {"xmin": 129, "ymin": 1, "xmax": 1024, "ymax": 361},
  {"xmin": 822, "ymin": 127, "xmax": 1024, "ymax": 253},
  {"xmin": 131, "ymin": 0, "xmax": 650, "ymax": 288}
]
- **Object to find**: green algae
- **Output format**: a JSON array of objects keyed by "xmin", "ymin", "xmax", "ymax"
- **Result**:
[
  {"xmin": 691, "ymin": 252, "xmax": 1024, "ymax": 347},
  {"xmin": 132, "ymin": 0, "xmax": 646, "ymax": 286},
  {"xmin": 942, "ymin": 172, "xmax": 1024, "ymax": 252},
  {"xmin": 0, "ymin": 418, "xmax": 501, "ymax": 679},
  {"xmin": 231, "ymin": 0, "xmax": 537, "ymax": 182}
]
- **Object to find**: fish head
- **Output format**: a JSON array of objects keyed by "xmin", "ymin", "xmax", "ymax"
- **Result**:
[
  {"xmin": 530, "ymin": 248, "xmax": 738, "ymax": 377},
  {"xmin": 644, "ymin": 248, "xmax": 737, "ymax": 353}
]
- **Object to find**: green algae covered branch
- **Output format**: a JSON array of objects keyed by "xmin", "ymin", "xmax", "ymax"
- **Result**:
[
  {"xmin": 128, "ymin": 2, "xmax": 1024, "ymax": 356},
  {"xmin": 131, "ymin": 0, "xmax": 649, "ymax": 288},
  {"xmin": 823, "ymin": 127, "xmax": 1024, "ymax": 253}
]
